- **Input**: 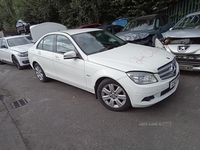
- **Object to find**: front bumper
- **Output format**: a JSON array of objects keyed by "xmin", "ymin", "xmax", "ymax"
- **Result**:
[
  {"xmin": 118, "ymin": 65, "xmax": 180, "ymax": 108},
  {"xmin": 17, "ymin": 56, "xmax": 30, "ymax": 66},
  {"xmin": 155, "ymin": 39, "xmax": 200, "ymax": 71},
  {"xmin": 164, "ymin": 45, "xmax": 200, "ymax": 71}
]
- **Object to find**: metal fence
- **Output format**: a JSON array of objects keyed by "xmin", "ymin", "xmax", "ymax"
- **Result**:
[{"xmin": 164, "ymin": 0, "xmax": 200, "ymax": 23}]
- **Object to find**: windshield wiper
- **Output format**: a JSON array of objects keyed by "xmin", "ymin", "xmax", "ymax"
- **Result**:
[{"xmin": 99, "ymin": 42, "xmax": 127, "ymax": 52}]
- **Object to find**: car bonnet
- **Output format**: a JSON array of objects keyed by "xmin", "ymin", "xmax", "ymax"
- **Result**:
[
  {"xmin": 10, "ymin": 43, "xmax": 33, "ymax": 53},
  {"xmin": 30, "ymin": 22, "xmax": 67, "ymax": 43},
  {"xmin": 87, "ymin": 43, "xmax": 174, "ymax": 73},
  {"xmin": 162, "ymin": 29, "xmax": 200, "ymax": 38}
]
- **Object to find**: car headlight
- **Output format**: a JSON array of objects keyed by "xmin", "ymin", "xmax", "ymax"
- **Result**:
[
  {"xmin": 17, "ymin": 52, "xmax": 28, "ymax": 57},
  {"xmin": 127, "ymin": 72, "xmax": 158, "ymax": 84}
]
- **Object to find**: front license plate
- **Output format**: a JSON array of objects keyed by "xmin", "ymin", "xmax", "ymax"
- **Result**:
[
  {"xmin": 179, "ymin": 65, "xmax": 193, "ymax": 71},
  {"xmin": 170, "ymin": 75, "xmax": 179, "ymax": 89}
]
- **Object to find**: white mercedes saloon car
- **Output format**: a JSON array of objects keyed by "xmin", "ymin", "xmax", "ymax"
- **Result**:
[
  {"xmin": 0, "ymin": 35, "xmax": 33, "ymax": 69},
  {"xmin": 28, "ymin": 28, "xmax": 180, "ymax": 111}
]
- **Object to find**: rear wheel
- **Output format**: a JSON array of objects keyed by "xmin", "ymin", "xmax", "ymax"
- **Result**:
[
  {"xmin": 97, "ymin": 79, "xmax": 131, "ymax": 111},
  {"xmin": 34, "ymin": 63, "xmax": 49, "ymax": 82},
  {"xmin": 12, "ymin": 56, "xmax": 23, "ymax": 70}
]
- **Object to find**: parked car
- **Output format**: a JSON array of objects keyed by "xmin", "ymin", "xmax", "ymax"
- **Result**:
[
  {"xmin": 116, "ymin": 14, "xmax": 174, "ymax": 46},
  {"xmin": 76, "ymin": 23, "xmax": 102, "ymax": 29},
  {"xmin": 16, "ymin": 19, "xmax": 30, "ymax": 34},
  {"xmin": 0, "ymin": 35, "xmax": 33, "ymax": 69},
  {"xmin": 98, "ymin": 24, "xmax": 123, "ymax": 34},
  {"xmin": 112, "ymin": 18, "xmax": 128, "ymax": 27},
  {"xmin": 155, "ymin": 12, "xmax": 200, "ymax": 71},
  {"xmin": 28, "ymin": 28, "xmax": 179, "ymax": 111}
]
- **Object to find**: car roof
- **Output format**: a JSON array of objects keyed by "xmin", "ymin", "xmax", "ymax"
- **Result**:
[
  {"xmin": 0, "ymin": 34, "xmax": 30, "ymax": 39},
  {"xmin": 186, "ymin": 11, "xmax": 200, "ymax": 17},
  {"xmin": 47, "ymin": 28, "xmax": 102, "ymax": 36},
  {"xmin": 134, "ymin": 14, "xmax": 160, "ymax": 20}
]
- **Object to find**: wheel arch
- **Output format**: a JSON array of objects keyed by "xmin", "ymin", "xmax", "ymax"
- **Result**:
[
  {"xmin": 11, "ymin": 54, "xmax": 17, "ymax": 63},
  {"xmin": 94, "ymin": 77, "xmax": 124, "ymax": 99},
  {"xmin": 32, "ymin": 61, "xmax": 38, "ymax": 68}
]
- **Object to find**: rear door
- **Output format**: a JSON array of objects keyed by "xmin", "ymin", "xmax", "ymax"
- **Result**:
[
  {"xmin": 34, "ymin": 34, "xmax": 57, "ymax": 79},
  {"xmin": 52, "ymin": 34, "xmax": 86, "ymax": 89}
]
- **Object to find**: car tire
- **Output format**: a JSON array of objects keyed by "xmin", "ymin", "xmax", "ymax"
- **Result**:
[
  {"xmin": 12, "ymin": 56, "xmax": 23, "ymax": 70},
  {"xmin": 34, "ymin": 63, "xmax": 49, "ymax": 82},
  {"xmin": 0, "ymin": 60, "xmax": 4, "ymax": 65},
  {"xmin": 97, "ymin": 78, "xmax": 131, "ymax": 111}
]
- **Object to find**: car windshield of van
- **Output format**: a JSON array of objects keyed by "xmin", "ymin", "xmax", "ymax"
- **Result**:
[
  {"xmin": 173, "ymin": 14, "xmax": 200, "ymax": 29},
  {"xmin": 7, "ymin": 36, "xmax": 32, "ymax": 47},
  {"xmin": 123, "ymin": 18, "xmax": 154, "ymax": 31},
  {"xmin": 72, "ymin": 30, "xmax": 126, "ymax": 55}
]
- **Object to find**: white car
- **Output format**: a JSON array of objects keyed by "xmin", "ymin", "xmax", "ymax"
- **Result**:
[
  {"xmin": 28, "ymin": 28, "xmax": 180, "ymax": 111},
  {"xmin": 0, "ymin": 35, "xmax": 33, "ymax": 69}
]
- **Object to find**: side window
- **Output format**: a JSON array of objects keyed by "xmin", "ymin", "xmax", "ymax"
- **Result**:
[
  {"xmin": 2, "ymin": 39, "xmax": 7, "ymax": 47},
  {"xmin": 37, "ymin": 39, "xmax": 43, "ymax": 49},
  {"xmin": 37, "ymin": 35, "xmax": 54, "ymax": 51},
  {"xmin": 155, "ymin": 17, "xmax": 163, "ymax": 29},
  {"xmin": 0, "ymin": 39, "xmax": 2, "ymax": 47},
  {"xmin": 56, "ymin": 35, "xmax": 75, "ymax": 53},
  {"xmin": 114, "ymin": 26, "xmax": 123, "ymax": 33}
]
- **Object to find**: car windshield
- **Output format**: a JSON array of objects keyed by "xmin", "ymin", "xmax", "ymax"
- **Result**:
[
  {"xmin": 72, "ymin": 30, "xmax": 126, "ymax": 55},
  {"xmin": 173, "ymin": 14, "xmax": 200, "ymax": 29},
  {"xmin": 123, "ymin": 17, "xmax": 154, "ymax": 31},
  {"xmin": 7, "ymin": 36, "xmax": 32, "ymax": 47}
]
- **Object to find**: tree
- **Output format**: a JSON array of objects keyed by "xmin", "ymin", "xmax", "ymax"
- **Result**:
[{"xmin": 0, "ymin": 0, "xmax": 179, "ymax": 30}]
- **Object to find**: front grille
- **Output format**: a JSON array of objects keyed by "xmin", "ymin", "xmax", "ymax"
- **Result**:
[
  {"xmin": 158, "ymin": 58, "xmax": 177, "ymax": 80},
  {"xmin": 176, "ymin": 54, "xmax": 200, "ymax": 64},
  {"xmin": 22, "ymin": 60, "xmax": 29, "ymax": 64}
]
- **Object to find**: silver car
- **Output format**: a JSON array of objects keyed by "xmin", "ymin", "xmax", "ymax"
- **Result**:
[{"xmin": 155, "ymin": 12, "xmax": 200, "ymax": 71}]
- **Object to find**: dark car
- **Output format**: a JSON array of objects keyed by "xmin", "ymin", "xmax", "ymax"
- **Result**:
[
  {"xmin": 16, "ymin": 19, "xmax": 30, "ymax": 34},
  {"xmin": 116, "ymin": 14, "xmax": 174, "ymax": 46},
  {"xmin": 98, "ymin": 25, "xmax": 123, "ymax": 34}
]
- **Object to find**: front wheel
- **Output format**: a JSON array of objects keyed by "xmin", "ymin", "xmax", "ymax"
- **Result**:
[
  {"xmin": 0, "ymin": 60, "xmax": 4, "ymax": 65},
  {"xmin": 34, "ymin": 63, "xmax": 49, "ymax": 82},
  {"xmin": 97, "ymin": 79, "xmax": 131, "ymax": 111},
  {"xmin": 12, "ymin": 56, "xmax": 23, "ymax": 70}
]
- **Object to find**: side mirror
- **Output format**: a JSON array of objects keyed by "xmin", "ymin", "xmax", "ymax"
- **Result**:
[
  {"xmin": 63, "ymin": 51, "xmax": 77, "ymax": 59},
  {"xmin": 1, "ymin": 45, "xmax": 8, "ymax": 48}
]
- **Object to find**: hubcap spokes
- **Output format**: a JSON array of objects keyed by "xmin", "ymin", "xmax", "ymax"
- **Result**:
[
  {"xmin": 35, "ymin": 66, "xmax": 43, "ymax": 80},
  {"xmin": 102, "ymin": 84, "xmax": 126, "ymax": 108}
]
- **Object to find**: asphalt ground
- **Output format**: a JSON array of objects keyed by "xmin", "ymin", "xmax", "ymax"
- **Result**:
[{"xmin": 0, "ymin": 64, "xmax": 200, "ymax": 150}]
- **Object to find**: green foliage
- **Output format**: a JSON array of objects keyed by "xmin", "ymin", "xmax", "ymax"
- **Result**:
[{"xmin": 0, "ymin": 0, "xmax": 179, "ymax": 30}]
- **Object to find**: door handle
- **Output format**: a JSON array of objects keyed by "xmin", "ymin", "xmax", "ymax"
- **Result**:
[
  {"xmin": 37, "ymin": 51, "xmax": 41, "ymax": 55},
  {"xmin": 55, "ymin": 56, "xmax": 60, "ymax": 60}
]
